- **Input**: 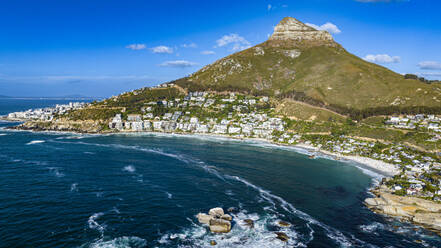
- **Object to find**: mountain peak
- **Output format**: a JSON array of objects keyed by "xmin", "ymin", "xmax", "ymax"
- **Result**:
[{"xmin": 269, "ymin": 17, "xmax": 334, "ymax": 44}]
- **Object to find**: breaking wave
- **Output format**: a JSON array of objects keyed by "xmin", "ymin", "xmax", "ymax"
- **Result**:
[
  {"xmin": 165, "ymin": 192, "xmax": 173, "ymax": 199},
  {"xmin": 26, "ymin": 140, "xmax": 45, "ymax": 145},
  {"xmin": 51, "ymin": 139, "xmax": 375, "ymax": 247},
  {"xmin": 159, "ymin": 211, "xmax": 305, "ymax": 248},
  {"xmin": 71, "ymin": 183, "xmax": 78, "ymax": 192},
  {"xmin": 88, "ymin": 212, "xmax": 106, "ymax": 237},
  {"xmin": 122, "ymin": 165, "xmax": 136, "ymax": 173},
  {"xmin": 81, "ymin": 236, "xmax": 147, "ymax": 248}
]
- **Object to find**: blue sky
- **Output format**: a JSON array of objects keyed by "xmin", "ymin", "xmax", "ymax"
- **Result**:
[{"xmin": 0, "ymin": 0, "xmax": 440, "ymax": 97}]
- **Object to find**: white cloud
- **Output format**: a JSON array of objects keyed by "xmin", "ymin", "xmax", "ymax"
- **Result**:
[
  {"xmin": 215, "ymin": 33, "xmax": 251, "ymax": 51},
  {"xmin": 418, "ymin": 61, "xmax": 441, "ymax": 70},
  {"xmin": 126, "ymin": 44, "xmax": 147, "ymax": 50},
  {"xmin": 267, "ymin": 4, "xmax": 272, "ymax": 11},
  {"xmin": 231, "ymin": 43, "xmax": 251, "ymax": 52},
  {"xmin": 181, "ymin": 43, "xmax": 197, "ymax": 48},
  {"xmin": 363, "ymin": 54, "xmax": 401, "ymax": 64},
  {"xmin": 151, "ymin": 45, "xmax": 174, "ymax": 54},
  {"xmin": 159, "ymin": 60, "xmax": 197, "ymax": 68},
  {"xmin": 201, "ymin": 50, "xmax": 215, "ymax": 55},
  {"xmin": 305, "ymin": 22, "xmax": 341, "ymax": 34},
  {"xmin": 418, "ymin": 72, "xmax": 441, "ymax": 77},
  {"xmin": 216, "ymin": 34, "xmax": 250, "ymax": 47}
]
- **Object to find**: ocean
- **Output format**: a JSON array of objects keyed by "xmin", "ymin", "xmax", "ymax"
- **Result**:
[{"xmin": 0, "ymin": 98, "xmax": 440, "ymax": 248}]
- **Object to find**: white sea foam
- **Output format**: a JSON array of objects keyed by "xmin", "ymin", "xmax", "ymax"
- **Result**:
[
  {"xmin": 226, "ymin": 175, "xmax": 364, "ymax": 247},
  {"xmin": 47, "ymin": 167, "xmax": 65, "ymax": 177},
  {"xmin": 53, "ymin": 139, "xmax": 373, "ymax": 246},
  {"xmin": 359, "ymin": 222, "xmax": 385, "ymax": 235},
  {"xmin": 26, "ymin": 140, "xmax": 45, "ymax": 145},
  {"xmin": 137, "ymin": 149, "xmax": 372, "ymax": 247},
  {"xmin": 5, "ymin": 155, "xmax": 48, "ymax": 166},
  {"xmin": 84, "ymin": 236, "xmax": 147, "ymax": 248},
  {"xmin": 88, "ymin": 212, "xmax": 106, "ymax": 237},
  {"xmin": 225, "ymin": 189, "xmax": 235, "ymax": 196},
  {"xmin": 160, "ymin": 210, "xmax": 304, "ymax": 248},
  {"xmin": 0, "ymin": 133, "xmax": 7, "ymax": 136},
  {"xmin": 122, "ymin": 165, "xmax": 136, "ymax": 173},
  {"xmin": 165, "ymin": 192, "xmax": 173, "ymax": 199},
  {"xmin": 71, "ymin": 183, "xmax": 78, "ymax": 192},
  {"xmin": 359, "ymin": 221, "xmax": 435, "ymax": 241}
]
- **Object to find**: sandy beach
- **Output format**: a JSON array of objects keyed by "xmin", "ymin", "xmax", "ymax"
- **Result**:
[
  {"xmin": 110, "ymin": 131, "xmax": 401, "ymax": 178},
  {"xmin": 2, "ymin": 120, "xmax": 401, "ymax": 178}
]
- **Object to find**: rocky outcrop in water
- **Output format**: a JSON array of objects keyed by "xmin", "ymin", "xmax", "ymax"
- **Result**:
[
  {"xmin": 365, "ymin": 185, "xmax": 441, "ymax": 235},
  {"xmin": 15, "ymin": 120, "xmax": 105, "ymax": 133},
  {"xmin": 197, "ymin": 207, "xmax": 232, "ymax": 233}
]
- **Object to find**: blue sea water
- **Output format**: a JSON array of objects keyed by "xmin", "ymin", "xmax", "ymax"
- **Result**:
[{"xmin": 0, "ymin": 99, "xmax": 440, "ymax": 248}]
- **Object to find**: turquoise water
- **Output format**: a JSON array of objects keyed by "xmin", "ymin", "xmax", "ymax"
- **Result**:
[{"xmin": 0, "ymin": 99, "xmax": 440, "ymax": 247}]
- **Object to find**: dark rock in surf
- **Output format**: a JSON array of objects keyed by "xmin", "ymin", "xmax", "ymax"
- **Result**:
[{"xmin": 275, "ymin": 231, "xmax": 289, "ymax": 242}]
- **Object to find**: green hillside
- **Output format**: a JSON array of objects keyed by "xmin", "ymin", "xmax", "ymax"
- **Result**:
[{"xmin": 174, "ymin": 17, "xmax": 441, "ymax": 119}]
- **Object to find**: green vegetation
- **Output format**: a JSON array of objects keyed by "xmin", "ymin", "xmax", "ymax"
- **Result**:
[
  {"xmin": 66, "ymin": 108, "xmax": 121, "ymax": 121},
  {"xmin": 173, "ymin": 31, "xmax": 441, "ymax": 119},
  {"xmin": 275, "ymin": 99, "xmax": 346, "ymax": 122}
]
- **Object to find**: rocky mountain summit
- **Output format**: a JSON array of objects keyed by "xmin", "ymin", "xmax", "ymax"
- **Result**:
[
  {"xmin": 176, "ymin": 16, "xmax": 440, "ymax": 116},
  {"xmin": 269, "ymin": 17, "xmax": 334, "ymax": 44}
]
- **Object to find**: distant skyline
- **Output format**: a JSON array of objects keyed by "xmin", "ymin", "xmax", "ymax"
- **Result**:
[{"xmin": 0, "ymin": 0, "xmax": 440, "ymax": 97}]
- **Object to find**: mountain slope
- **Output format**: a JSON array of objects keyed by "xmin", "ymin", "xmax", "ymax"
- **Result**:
[{"xmin": 175, "ymin": 17, "xmax": 441, "ymax": 117}]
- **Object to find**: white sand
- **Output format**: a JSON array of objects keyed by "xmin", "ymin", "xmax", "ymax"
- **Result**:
[
  {"xmin": 295, "ymin": 144, "xmax": 400, "ymax": 177},
  {"xmin": 11, "ymin": 126, "xmax": 401, "ymax": 177}
]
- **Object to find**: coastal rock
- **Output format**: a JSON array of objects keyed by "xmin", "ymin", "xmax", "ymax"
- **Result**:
[
  {"xmin": 364, "ymin": 198, "xmax": 378, "ymax": 206},
  {"xmin": 197, "ymin": 208, "xmax": 232, "ymax": 233},
  {"xmin": 365, "ymin": 189, "xmax": 441, "ymax": 234},
  {"xmin": 243, "ymin": 219, "xmax": 254, "ymax": 228},
  {"xmin": 208, "ymin": 207, "xmax": 224, "ymax": 218},
  {"xmin": 210, "ymin": 240, "xmax": 217, "ymax": 246},
  {"xmin": 277, "ymin": 220, "xmax": 291, "ymax": 227},
  {"xmin": 197, "ymin": 213, "xmax": 213, "ymax": 225},
  {"xmin": 220, "ymin": 214, "xmax": 232, "ymax": 221},
  {"xmin": 227, "ymin": 207, "xmax": 239, "ymax": 214},
  {"xmin": 209, "ymin": 218, "xmax": 231, "ymax": 233},
  {"xmin": 413, "ymin": 213, "xmax": 441, "ymax": 231},
  {"xmin": 275, "ymin": 232, "xmax": 289, "ymax": 242},
  {"xmin": 18, "ymin": 120, "xmax": 104, "ymax": 133}
]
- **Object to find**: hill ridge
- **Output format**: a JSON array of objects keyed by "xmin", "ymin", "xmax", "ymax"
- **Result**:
[{"xmin": 172, "ymin": 16, "xmax": 441, "ymax": 119}]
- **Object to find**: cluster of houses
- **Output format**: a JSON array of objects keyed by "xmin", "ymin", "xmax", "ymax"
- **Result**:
[
  {"xmin": 296, "ymin": 134, "xmax": 441, "ymax": 200},
  {"xmin": 5, "ymin": 102, "xmax": 87, "ymax": 121},
  {"xmin": 7, "ymin": 85, "xmax": 440, "ymax": 201},
  {"xmin": 108, "ymin": 92, "xmax": 281, "ymax": 139},
  {"xmin": 385, "ymin": 114, "xmax": 441, "ymax": 132}
]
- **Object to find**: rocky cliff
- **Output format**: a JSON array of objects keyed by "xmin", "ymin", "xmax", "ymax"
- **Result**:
[
  {"xmin": 177, "ymin": 16, "xmax": 441, "ymax": 115},
  {"xmin": 16, "ymin": 119, "xmax": 105, "ymax": 133},
  {"xmin": 365, "ymin": 185, "xmax": 441, "ymax": 234},
  {"xmin": 269, "ymin": 17, "xmax": 333, "ymax": 43}
]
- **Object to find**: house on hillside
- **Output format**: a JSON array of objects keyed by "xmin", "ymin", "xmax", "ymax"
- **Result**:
[{"xmin": 127, "ymin": 114, "xmax": 142, "ymax": 122}]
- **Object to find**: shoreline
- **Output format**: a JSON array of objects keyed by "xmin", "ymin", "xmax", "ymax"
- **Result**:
[
  {"xmin": 365, "ymin": 185, "xmax": 441, "ymax": 235},
  {"xmin": 1, "ymin": 121, "xmax": 400, "ymax": 178},
  {"xmin": 113, "ymin": 131, "xmax": 399, "ymax": 178},
  {"xmin": 5, "ymin": 122, "xmax": 440, "ymax": 236}
]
